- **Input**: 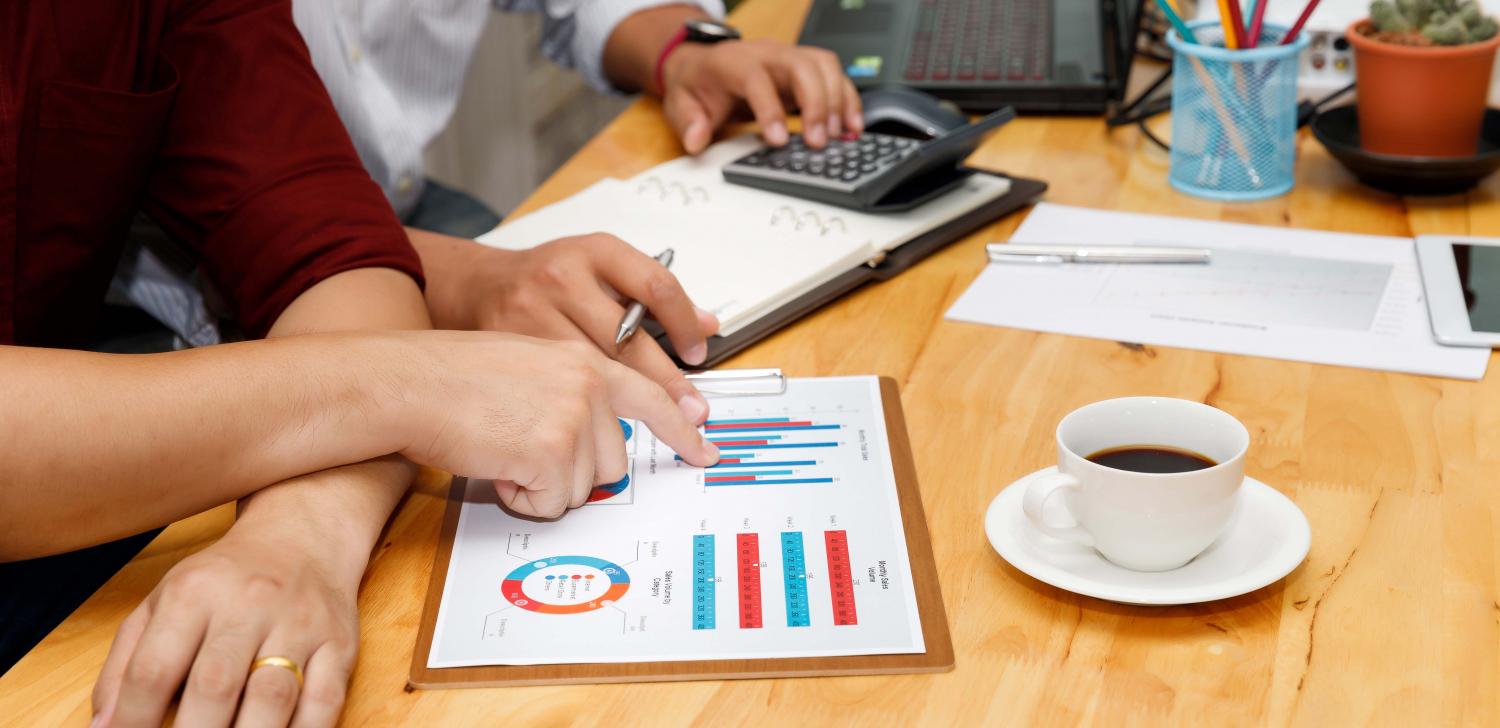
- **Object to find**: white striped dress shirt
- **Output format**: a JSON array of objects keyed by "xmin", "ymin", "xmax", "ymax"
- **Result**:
[{"xmin": 292, "ymin": 0, "xmax": 726, "ymax": 219}]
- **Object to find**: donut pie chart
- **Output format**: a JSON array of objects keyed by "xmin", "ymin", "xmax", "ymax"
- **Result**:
[{"xmin": 501, "ymin": 555, "xmax": 630, "ymax": 614}]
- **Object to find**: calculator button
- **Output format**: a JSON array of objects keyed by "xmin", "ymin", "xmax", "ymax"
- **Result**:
[
  {"xmin": 769, "ymin": 158, "xmax": 787, "ymax": 169},
  {"xmin": 841, "ymin": 170, "xmax": 861, "ymax": 181},
  {"xmin": 790, "ymin": 161, "xmax": 807, "ymax": 172},
  {"xmin": 861, "ymin": 163, "xmax": 877, "ymax": 173}
]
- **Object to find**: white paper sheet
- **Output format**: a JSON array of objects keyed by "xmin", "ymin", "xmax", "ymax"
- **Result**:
[
  {"xmin": 427, "ymin": 376, "xmax": 927, "ymax": 667},
  {"xmin": 945, "ymin": 203, "xmax": 1490, "ymax": 380}
]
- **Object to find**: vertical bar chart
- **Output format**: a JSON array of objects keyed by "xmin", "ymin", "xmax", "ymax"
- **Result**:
[
  {"xmin": 824, "ymin": 530, "xmax": 858, "ymax": 626},
  {"xmin": 780, "ymin": 532, "xmax": 811, "ymax": 627},
  {"xmin": 736, "ymin": 534, "xmax": 762, "ymax": 629},
  {"xmin": 692, "ymin": 534, "xmax": 715, "ymax": 630}
]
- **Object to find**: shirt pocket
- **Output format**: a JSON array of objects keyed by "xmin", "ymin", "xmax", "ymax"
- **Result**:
[{"xmin": 17, "ymin": 61, "xmax": 179, "ymax": 344}]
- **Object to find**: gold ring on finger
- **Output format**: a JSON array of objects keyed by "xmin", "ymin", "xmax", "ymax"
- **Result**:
[{"xmin": 249, "ymin": 655, "xmax": 304, "ymax": 687}]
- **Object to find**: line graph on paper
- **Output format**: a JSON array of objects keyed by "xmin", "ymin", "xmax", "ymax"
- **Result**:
[{"xmin": 1090, "ymin": 249, "xmax": 1395, "ymax": 331}]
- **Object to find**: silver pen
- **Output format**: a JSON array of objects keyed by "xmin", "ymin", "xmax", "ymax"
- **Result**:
[
  {"xmin": 614, "ymin": 248, "xmax": 675, "ymax": 346},
  {"xmin": 987, "ymin": 243, "xmax": 1212, "ymax": 264}
]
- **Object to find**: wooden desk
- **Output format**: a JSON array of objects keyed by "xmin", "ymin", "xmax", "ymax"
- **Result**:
[{"xmin": 5, "ymin": 1, "xmax": 1499, "ymax": 724}]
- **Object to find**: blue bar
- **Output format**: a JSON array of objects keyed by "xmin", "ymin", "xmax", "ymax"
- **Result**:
[
  {"xmin": 709, "ymin": 460, "xmax": 816, "ymax": 469},
  {"xmin": 709, "ymin": 434, "xmax": 782, "ymax": 443},
  {"xmin": 705, "ymin": 417, "xmax": 790, "ymax": 425},
  {"xmin": 781, "ymin": 532, "xmax": 810, "ymax": 627},
  {"xmin": 717, "ymin": 442, "xmax": 839, "ymax": 451},
  {"xmin": 693, "ymin": 534, "xmax": 715, "ymax": 630},
  {"xmin": 705, "ymin": 470, "xmax": 794, "ymax": 478},
  {"xmin": 704, "ymin": 424, "xmax": 842, "ymax": 432},
  {"xmin": 676, "ymin": 452, "xmax": 756, "ymax": 462},
  {"xmin": 708, "ymin": 478, "xmax": 835, "ymax": 486}
]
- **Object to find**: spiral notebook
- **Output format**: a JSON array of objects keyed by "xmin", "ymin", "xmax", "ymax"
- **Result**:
[{"xmin": 477, "ymin": 135, "xmax": 1045, "ymax": 360}]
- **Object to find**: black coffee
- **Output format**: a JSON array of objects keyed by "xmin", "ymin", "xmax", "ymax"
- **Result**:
[{"xmin": 1086, "ymin": 445, "xmax": 1216, "ymax": 474}]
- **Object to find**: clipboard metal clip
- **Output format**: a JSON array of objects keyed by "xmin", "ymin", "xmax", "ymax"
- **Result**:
[{"xmin": 685, "ymin": 368, "xmax": 786, "ymax": 397}]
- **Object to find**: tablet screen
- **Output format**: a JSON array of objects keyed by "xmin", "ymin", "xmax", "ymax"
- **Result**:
[{"xmin": 1454, "ymin": 244, "xmax": 1500, "ymax": 333}]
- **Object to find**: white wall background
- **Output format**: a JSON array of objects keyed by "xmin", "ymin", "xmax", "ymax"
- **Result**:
[{"xmin": 422, "ymin": 13, "xmax": 630, "ymax": 217}]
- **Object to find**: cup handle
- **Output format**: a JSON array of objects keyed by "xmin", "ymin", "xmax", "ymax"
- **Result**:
[{"xmin": 1021, "ymin": 470, "xmax": 1094, "ymax": 547}]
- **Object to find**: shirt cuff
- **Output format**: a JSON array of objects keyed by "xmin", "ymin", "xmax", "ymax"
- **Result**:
[{"xmin": 571, "ymin": 0, "xmax": 726, "ymax": 93}]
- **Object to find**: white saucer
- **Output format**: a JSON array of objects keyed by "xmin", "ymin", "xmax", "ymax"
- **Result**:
[{"xmin": 984, "ymin": 467, "xmax": 1311, "ymax": 606}]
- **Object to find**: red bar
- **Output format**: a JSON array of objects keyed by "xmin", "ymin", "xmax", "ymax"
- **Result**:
[
  {"xmin": 824, "ymin": 530, "xmax": 858, "ymax": 626},
  {"xmin": 710, "ymin": 439, "xmax": 768, "ymax": 446},
  {"xmin": 717, "ymin": 458, "xmax": 742, "ymax": 464},
  {"xmin": 706, "ymin": 475, "xmax": 756, "ymax": 483},
  {"xmin": 737, "ymin": 534, "xmax": 762, "ymax": 628},
  {"xmin": 705, "ymin": 421, "xmax": 813, "ymax": 430}
]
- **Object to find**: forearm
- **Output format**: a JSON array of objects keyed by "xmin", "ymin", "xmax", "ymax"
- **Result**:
[
  {"xmin": 406, "ymin": 226, "xmax": 487, "ymax": 331},
  {"xmin": 233, "ymin": 456, "xmax": 416, "ymax": 588},
  {"xmin": 0, "ymin": 269, "xmax": 428, "ymax": 560},
  {"xmin": 235, "ymin": 266, "xmax": 436, "ymax": 577},
  {"xmin": 603, "ymin": 4, "xmax": 712, "ymax": 95}
]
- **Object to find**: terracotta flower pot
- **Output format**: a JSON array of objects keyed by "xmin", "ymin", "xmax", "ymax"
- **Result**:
[{"xmin": 1347, "ymin": 19, "xmax": 1500, "ymax": 157}]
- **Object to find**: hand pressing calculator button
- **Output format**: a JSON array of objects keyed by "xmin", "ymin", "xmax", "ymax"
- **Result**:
[{"xmin": 722, "ymin": 106, "xmax": 1016, "ymax": 212}]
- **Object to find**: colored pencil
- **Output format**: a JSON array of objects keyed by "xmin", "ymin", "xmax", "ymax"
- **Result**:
[
  {"xmin": 1247, "ymin": 0, "xmax": 1270, "ymax": 47},
  {"xmin": 1154, "ymin": 0, "xmax": 1200, "ymax": 44},
  {"xmin": 1186, "ymin": 56, "xmax": 1262, "ymax": 187},
  {"xmin": 1224, "ymin": 0, "xmax": 1249, "ymax": 48},
  {"xmin": 1213, "ymin": 0, "xmax": 1239, "ymax": 48},
  {"xmin": 1281, "ymin": 0, "xmax": 1324, "ymax": 44}
]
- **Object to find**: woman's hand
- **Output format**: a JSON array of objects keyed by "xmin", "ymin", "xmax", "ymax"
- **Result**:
[
  {"xmin": 90, "ymin": 481, "xmax": 368, "ymax": 728},
  {"xmin": 413, "ymin": 229, "xmax": 719, "ymax": 426}
]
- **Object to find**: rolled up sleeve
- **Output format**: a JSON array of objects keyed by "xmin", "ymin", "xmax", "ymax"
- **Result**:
[
  {"xmin": 144, "ymin": 0, "xmax": 423, "ymax": 337},
  {"xmin": 495, "ymin": 0, "xmax": 727, "ymax": 92}
]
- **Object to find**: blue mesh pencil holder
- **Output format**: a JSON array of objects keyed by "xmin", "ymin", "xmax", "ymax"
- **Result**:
[{"xmin": 1167, "ymin": 21, "xmax": 1308, "ymax": 201}]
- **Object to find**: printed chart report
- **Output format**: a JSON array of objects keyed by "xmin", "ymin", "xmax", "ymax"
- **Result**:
[{"xmin": 427, "ymin": 376, "xmax": 926, "ymax": 667}]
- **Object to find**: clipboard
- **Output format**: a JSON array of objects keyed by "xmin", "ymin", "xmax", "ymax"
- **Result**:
[
  {"xmin": 409, "ymin": 376, "xmax": 954, "ymax": 688},
  {"xmin": 651, "ymin": 171, "xmax": 1048, "ymax": 368}
]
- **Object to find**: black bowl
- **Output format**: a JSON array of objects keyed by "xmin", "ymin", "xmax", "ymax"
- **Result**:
[{"xmin": 1310, "ymin": 105, "xmax": 1500, "ymax": 195}]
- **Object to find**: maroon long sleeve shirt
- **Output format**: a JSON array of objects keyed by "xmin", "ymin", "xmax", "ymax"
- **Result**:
[{"xmin": 2, "ymin": 0, "xmax": 424, "ymax": 347}]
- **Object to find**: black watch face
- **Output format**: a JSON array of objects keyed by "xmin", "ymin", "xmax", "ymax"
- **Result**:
[{"xmin": 685, "ymin": 19, "xmax": 741, "ymax": 43}]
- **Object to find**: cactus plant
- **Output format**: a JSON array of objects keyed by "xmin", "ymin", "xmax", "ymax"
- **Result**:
[{"xmin": 1369, "ymin": 0, "xmax": 1499, "ymax": 45}]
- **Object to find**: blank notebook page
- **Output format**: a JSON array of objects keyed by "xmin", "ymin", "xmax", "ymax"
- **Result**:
[{"xmin": 476, "ymin": 135, "xmax": 1012, "ymax": 336}]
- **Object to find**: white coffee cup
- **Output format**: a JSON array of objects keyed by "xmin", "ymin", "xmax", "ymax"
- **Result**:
[{"xmin": 1022, "ymin": 397, "xmax": 1249, "ymax": 572}]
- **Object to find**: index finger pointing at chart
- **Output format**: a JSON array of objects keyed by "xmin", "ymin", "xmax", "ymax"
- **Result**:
[{"xmin": 599, "ymin": 358, "xmax": 718, "ymax": 467}]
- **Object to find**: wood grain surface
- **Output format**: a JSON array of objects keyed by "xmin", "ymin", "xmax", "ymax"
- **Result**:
[{"xmin": 3, "ymin": 0, "xmax": 1498, "ymax": 725}]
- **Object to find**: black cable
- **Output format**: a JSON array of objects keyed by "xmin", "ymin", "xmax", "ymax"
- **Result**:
[
  {"xmin": 1137, "ymin": 117, "xmax": 1171, "ymax": 151},
  {"xmin": 1106, "ymin": 65, "xmax": 1174, "ymax": 127}
]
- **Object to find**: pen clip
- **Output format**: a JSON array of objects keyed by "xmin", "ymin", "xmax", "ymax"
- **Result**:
[{"xmin": 685, "ymin": 368, "xmax": 787, "ymax": 397}]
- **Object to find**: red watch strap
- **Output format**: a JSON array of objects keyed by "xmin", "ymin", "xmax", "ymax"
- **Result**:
[{"xmin": 653, "ymin": 26, "xmax": 690, "ymax": 96}]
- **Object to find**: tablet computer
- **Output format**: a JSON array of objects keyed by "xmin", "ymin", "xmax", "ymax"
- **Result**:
[{"xmin": 1416, "ymin": 235, "xmax": 1500, "ymax": 347}]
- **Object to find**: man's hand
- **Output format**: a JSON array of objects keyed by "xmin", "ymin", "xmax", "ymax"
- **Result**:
[
  {"xmin": 90, "ymin": 463, "xmax": 383, "ymax": 728},
  {"xmin": 381, "ymin": 329, "xmax": 719, "ymax": 516},
  {"xmin": 412, "ymin": 228, "xmax": 717, "ymax": 426},
  {"xmin": 661, "ymin": 38, "xmax": 863, "ymax": 154}
]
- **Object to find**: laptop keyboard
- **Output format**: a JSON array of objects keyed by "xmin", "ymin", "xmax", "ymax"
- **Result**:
[{"xmin": 902, "ymin": 0, "xmax": 1052, "ymax": 83}]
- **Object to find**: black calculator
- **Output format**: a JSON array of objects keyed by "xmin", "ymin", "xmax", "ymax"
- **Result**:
[{"xmin": 722, "ymin": 106, "xmax": 1016, "ymax": 212}]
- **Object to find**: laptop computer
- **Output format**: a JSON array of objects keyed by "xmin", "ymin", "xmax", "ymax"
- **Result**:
[{"xmin": 798, "ymin": 0, "xmax": 1146, "ymax": 114}]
